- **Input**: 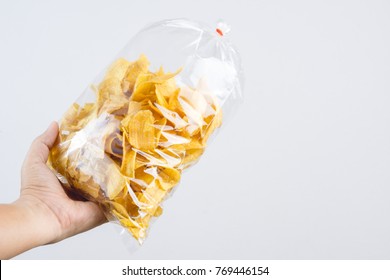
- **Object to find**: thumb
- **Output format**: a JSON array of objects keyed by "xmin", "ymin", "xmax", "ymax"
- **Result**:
[{"xmin": 25, "ymin": 122, "xmax": 59, "ymax": 165}]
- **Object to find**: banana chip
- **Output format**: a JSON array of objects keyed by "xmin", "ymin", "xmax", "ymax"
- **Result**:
[
  {"xmin": 121, "ymin": 143, "xmax": 137, "ymax": 178},
  {"xmin": 49, "ymin": 54, "xmax": 223, "ymax": 244},
  {"xmin": 125, "ymin": 110, "xmax": 156, "ymax": 151}
]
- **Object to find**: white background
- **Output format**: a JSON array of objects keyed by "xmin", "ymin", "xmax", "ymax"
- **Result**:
[{"xmin": 0, "ymin": 0, "xmax": 389, "ymax": 259}]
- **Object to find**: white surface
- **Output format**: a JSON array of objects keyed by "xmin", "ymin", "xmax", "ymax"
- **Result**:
[
  {"xmin": 3, "ymin": 260, "xmax": 390, "ymax": 280},
  {"xmin": 1, "ymin": 0, "xmax": 389, "ymax": 259}
]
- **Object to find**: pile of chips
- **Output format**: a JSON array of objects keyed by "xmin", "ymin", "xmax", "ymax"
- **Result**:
[{"xmin": 49, "ymin": 54, "xmax": 222, "ymax": 243}]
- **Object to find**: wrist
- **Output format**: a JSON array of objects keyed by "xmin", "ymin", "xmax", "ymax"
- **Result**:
[{"xmin": 13, "ymin": 196, "xmax": 62, "ymax": 247}]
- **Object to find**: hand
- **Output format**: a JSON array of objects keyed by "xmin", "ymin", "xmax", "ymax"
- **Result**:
[{"xmin": 0, "ymin": 122, "xmax": 106, "ymax": 259}]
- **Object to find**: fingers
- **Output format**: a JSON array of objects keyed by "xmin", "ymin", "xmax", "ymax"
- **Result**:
[
  {"xmin": 25, "ymin": 122, "xmax": 59, "ymax": 165},
  {"xmin": 40, "ymin": 122, "xmax": 59, "ymax": 149}
]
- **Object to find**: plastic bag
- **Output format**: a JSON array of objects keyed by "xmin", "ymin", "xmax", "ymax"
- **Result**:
[{"xmin": 49, "ymin": 19, "xmax": 243, "ymax": 244}]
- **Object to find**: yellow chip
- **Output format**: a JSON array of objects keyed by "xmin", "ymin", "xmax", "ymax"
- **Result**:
[
  {"xmin": 60, "ymin": 102, "xmax": 97, "ymax": 137},
  {"xmin": 104, "ymin": 132, "xmax": 123, "ymax": 159},
  {"xmin": 127, "ymin": 101, "xmax": 142, "ymax": 116},
  {"xmin": 122, "ymin": 54, "xmax": 150, "ymax": 93},
  {"xmin": 131, "ymin": 68, "xmax": 181, "ymax": 102},
  {"xmin": 126, "ymin": 110, "xmax": 156, "ymax": 151},
  {"xmin": 201, "ymin": 107, "xmax": 223, "ymax": 145},
  {"xmin": 103, "ymin": 160, "xmax": 127, "ymax": 199},
  {"xmin": 181, "ymin": 148, "xmax": 204, "ymax": 169},
  {"xmin": 97, "ymin": 78, "xmax": 128, "ymax": 114},
  {"xmin": 105, "ymin": 58, "xmax": 131, "ymax": 80},
  {"xmin": 154, "ymin": 118, "xmax": 167, "ymax": 145},
  {"xmin": 121, "ymin": 142, "xmax": 137, "ymax": 178},
  {"xmin": 157, "ymin": 167, "xmax": 181, "ymax": 191}
]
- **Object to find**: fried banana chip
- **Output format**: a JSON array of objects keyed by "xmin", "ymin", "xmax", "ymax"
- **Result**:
[
  {"xmin": 121, "ymin": 142, "xmax": 137, "ymax": 178},
  {"xmin": 125, "ymin": 110, "xmax": 156, "ymax": 151},
  {"xmin": 122, "ymin": 54, "xmax": 150, "ymax": 94}
]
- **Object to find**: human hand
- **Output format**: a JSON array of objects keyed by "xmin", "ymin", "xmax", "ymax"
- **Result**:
[
  {"xmin": 20, "ymin": 121, "xmax": 107, "ymax": 241},
  {"xmin": 0, "ymin": 122, "xmax": 106, "ymax": 259}
]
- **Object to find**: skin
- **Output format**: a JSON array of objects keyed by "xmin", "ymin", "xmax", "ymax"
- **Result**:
[{"xmin": 0, "ymin": 122, "xmax": 106, "ymax": 259}]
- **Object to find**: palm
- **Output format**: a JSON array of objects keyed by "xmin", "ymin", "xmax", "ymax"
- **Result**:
[{"xmin": 20, "ymin": 123, "xmax": 106, "ymax": 242}]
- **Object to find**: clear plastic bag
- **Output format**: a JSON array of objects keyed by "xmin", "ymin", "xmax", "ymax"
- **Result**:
[{"xmin": 49, "ymin": 19, "xmax": 243, "ymax": 244}]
